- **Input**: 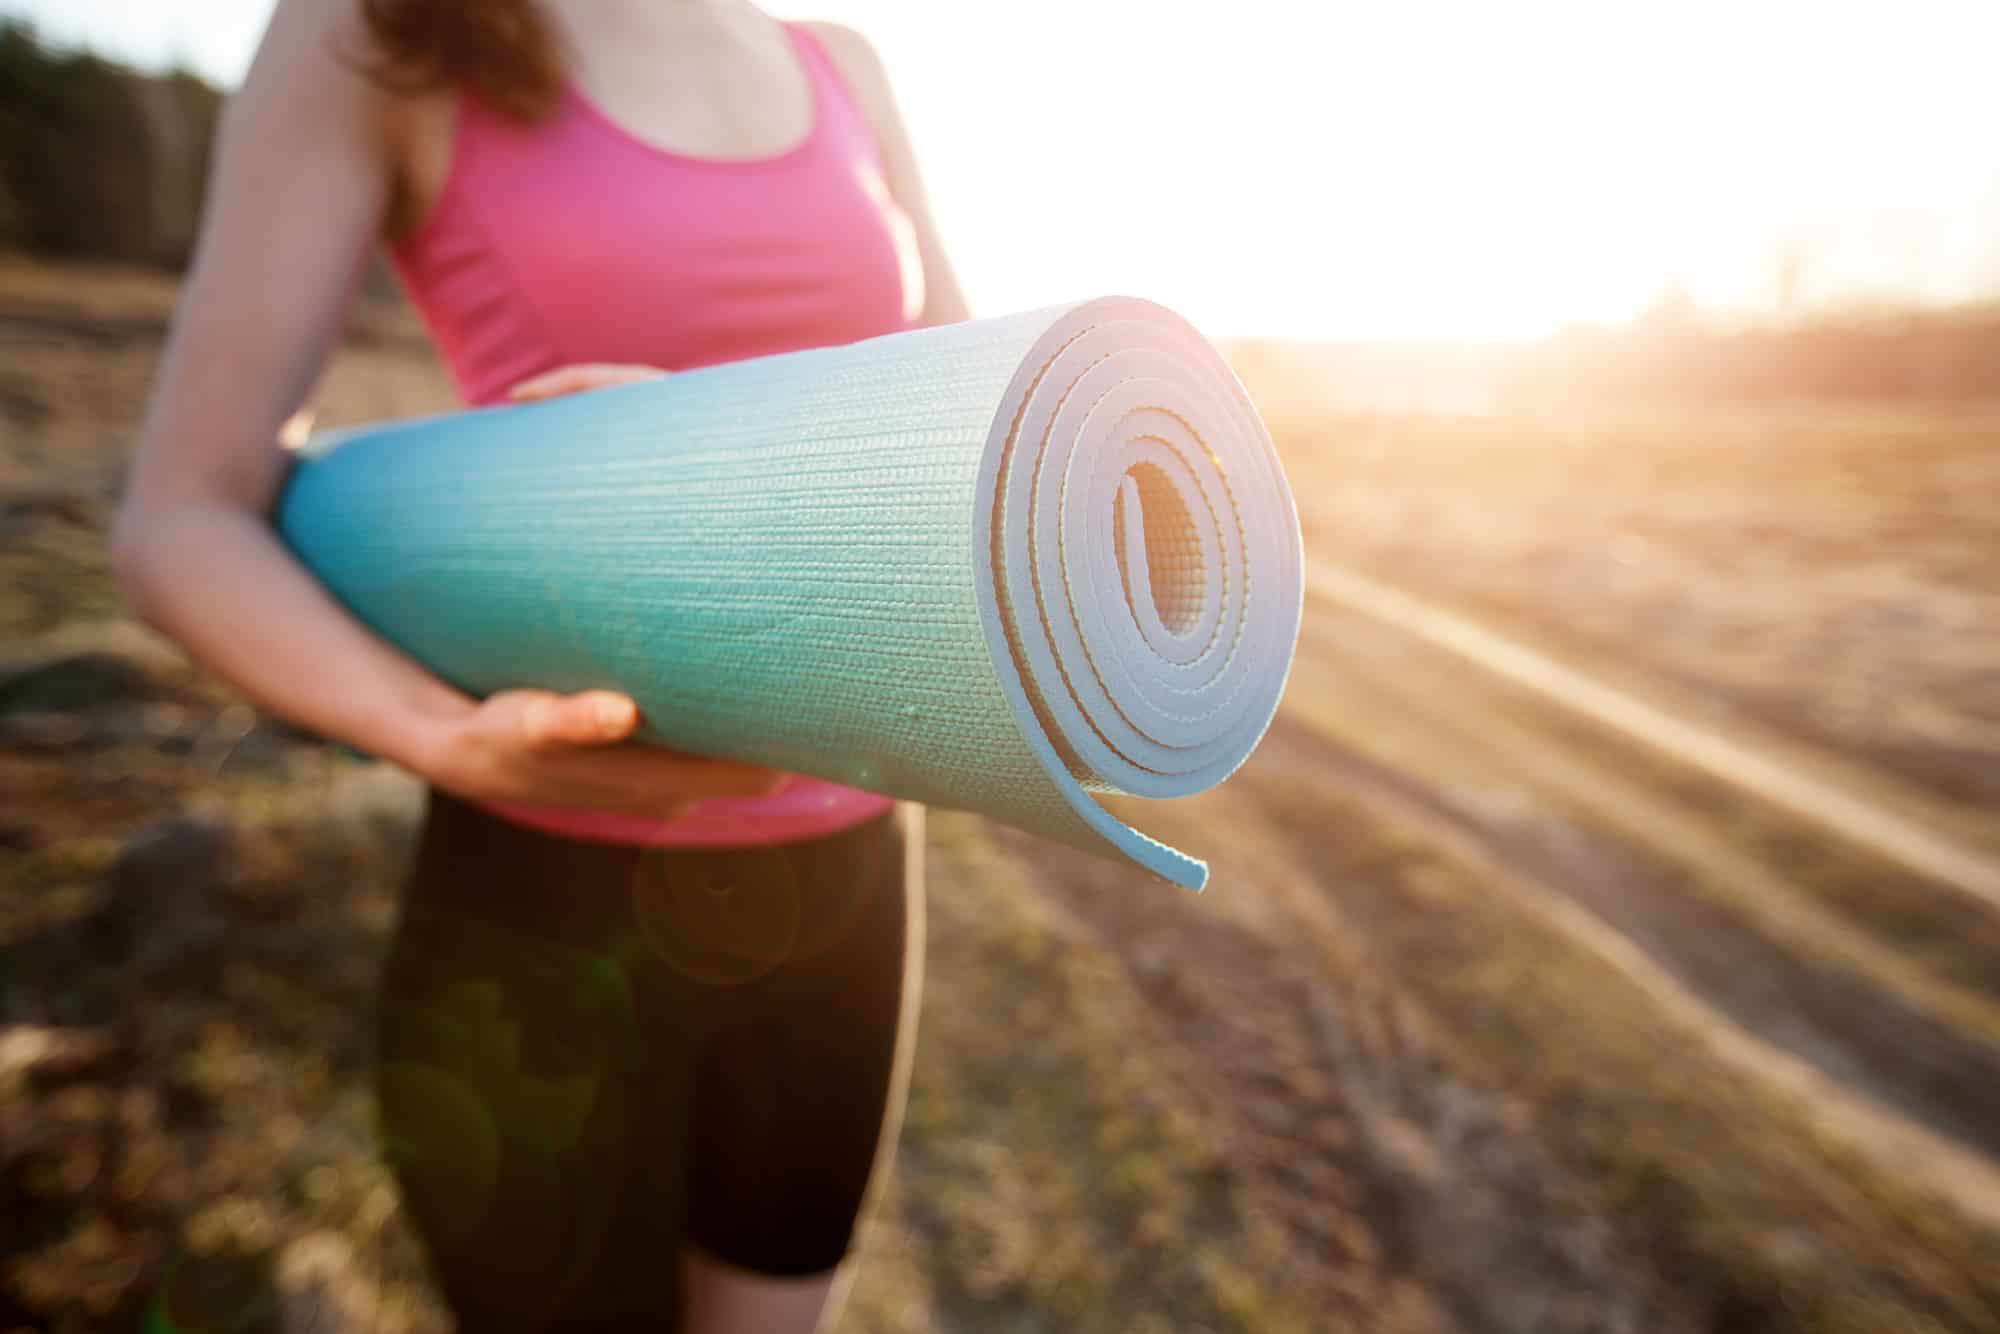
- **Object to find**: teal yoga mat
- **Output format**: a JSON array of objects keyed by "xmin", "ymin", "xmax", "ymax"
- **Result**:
[{"xmin": 279, "ymin": 297, "xmax": 1302, "ymax": 890}]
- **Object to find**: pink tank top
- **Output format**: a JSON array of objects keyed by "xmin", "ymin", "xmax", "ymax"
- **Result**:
[{"xmin": 390, "ymin": 22, "xmax": 916, "ymax": 847}]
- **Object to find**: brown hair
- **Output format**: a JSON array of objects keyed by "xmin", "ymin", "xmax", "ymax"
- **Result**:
[{"xmin": 358, "ymin": 0, "xmax": 564, "ymax": 122}]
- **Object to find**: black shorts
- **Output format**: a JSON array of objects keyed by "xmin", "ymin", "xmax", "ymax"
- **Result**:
[{"xmin": 374, "ymin": 790, "xmax": 924, "ymax": 1331}]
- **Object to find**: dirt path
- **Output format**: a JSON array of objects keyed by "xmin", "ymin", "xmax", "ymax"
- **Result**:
[
  {"xmin": 1271, "ymin": 587, "xmax": 2000, "ymax": 1227},
  {"xmin": 985, "ymin": 799, "xmax": 1708, "ymax": 1334},
  {"xmin": 1301, "ymin": 558, "xmax": 2000, "ymax": 911}
]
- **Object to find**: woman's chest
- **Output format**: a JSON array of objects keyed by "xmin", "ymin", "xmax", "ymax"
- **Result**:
[{"xmin": 467, "ymin": 124, "xmax": 924, "ymax": 368}]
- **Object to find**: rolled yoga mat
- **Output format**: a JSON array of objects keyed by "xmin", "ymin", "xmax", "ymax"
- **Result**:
[{"xmin": 279, "ymin": 297, "xmax": 1302, "ymax": 890}]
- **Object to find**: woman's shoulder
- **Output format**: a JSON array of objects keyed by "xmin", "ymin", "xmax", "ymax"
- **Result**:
[
  {"xmin": 244, "ymin": 0, "xmax": 462, "ymax": 131},
  {"xmin": 229, "ymin": 0, "xmax": 417, "ymax": 151},
  {"xmin": 235, "ymin": 0, "xmax": 453, "ymax": 240},
  {"xmin": 796, "ymin": 21, "xmax": 895, "ymax": 117},
  {"xmin": 243, "ymin": 0, "xmax": 389, "ymax": 99},
  {"xmin": 796, "ymin": 18, "xmax": 877, "ymax": 57}
]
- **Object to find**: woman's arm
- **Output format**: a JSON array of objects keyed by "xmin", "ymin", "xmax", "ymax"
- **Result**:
[
  {"xmin": 114, "ymin": 0, "xmax": 452, "ymax": 768},
  {"xmin": 114, "ymin": 0, "xmax": 774, "ymax": 813},
  {"xmin": 806, "ymin": 22, "xmax": 973, "ymax": 327}
]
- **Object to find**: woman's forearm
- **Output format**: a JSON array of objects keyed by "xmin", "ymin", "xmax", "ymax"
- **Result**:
[{"xmin": 112, "ymin": 500, "xmax": 470, "ymax": 775}]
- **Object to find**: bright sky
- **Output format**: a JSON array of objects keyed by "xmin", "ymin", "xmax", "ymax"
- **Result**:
[{"xmin": 8, "ymin": 0, "xmax": 1999, "ymax": 339}]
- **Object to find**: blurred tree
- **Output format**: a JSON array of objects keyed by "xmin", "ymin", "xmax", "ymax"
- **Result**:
[{"xmin": 0, "ymin": 20, "xmax": 220, "ymax": 267}]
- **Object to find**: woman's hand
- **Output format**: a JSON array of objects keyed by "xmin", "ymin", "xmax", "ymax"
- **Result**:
[{"xmin": 417, "ymin": 688, "xmax": 784, "ymax": 817}]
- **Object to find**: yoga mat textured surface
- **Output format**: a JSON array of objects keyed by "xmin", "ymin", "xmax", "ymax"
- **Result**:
[{"xmin": 279, "ymin": 298, "xmax": 1302, "ymax": 889}]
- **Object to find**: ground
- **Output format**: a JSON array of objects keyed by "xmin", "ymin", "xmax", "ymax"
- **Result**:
[{"xmin": 2, "ymin": 260, "xmax": 1997, "ymax": 1332}]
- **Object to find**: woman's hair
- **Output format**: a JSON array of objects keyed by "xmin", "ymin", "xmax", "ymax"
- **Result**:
[{"xmin": 358, "ymin": 0, "xmax": 564, "ymax": 121}]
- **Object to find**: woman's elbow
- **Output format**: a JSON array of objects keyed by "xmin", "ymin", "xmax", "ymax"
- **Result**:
[
  {"xmin": 108, "ymin": 499, "xmax": 166, "ymax": 626},
  {"xmin": 108, "ymin": 492, "xmax": 207, "ymax": 628}
]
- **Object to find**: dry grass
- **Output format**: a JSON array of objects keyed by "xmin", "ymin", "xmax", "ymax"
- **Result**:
[
  {"xmin": 1283, "ymin": 407, "xmax": 2000, "ymax": 824},
  {"xmin": 1240, "ymin": 740, "xmax": 2000, "ymax": 1334}
]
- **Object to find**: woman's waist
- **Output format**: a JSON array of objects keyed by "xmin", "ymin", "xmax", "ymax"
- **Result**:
[{"xmin": 482, "ymin": 773, "xmax": 895, "ymax": 848}]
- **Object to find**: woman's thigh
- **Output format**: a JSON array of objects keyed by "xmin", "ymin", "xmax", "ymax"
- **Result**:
[
  {"xmin": 676, "ymin": 803, "xmax": 925, "ymax": 1278},
  {"xmin": 374, "ymin": 795, "xmax": 924, "ymax": 1331}
]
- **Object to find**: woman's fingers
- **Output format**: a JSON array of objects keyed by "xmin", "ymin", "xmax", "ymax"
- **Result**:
[
  {"xmin": 277, "ymin": 407, "xmax": 317, "ymax": 450},
  {"xmin": 507, "ymin": 363, "xmax": 665, "ymax": 402},
  {"xmin": 471, "ymin": 688, "xmax": 787, "ymax": 806},
  {"xmin": 490, "ymin": 688, "xmax": 636, "ymax": 745},
  {"xmin": 540, "ymin": 690, "xmax": 638, "ymax": 744}
]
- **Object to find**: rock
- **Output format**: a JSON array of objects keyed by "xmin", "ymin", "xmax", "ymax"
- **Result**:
[
  {"xmin": 0, "ymin": 710, "xmax": 92, "ymax": 750},
  {"xmin": 0, "ymin": 620, "xmax": 190, "ymax": 686},
  {"xmin": 106, "ymin": 817, "xmax": 232, "ymax": 897},
  {"xmin": 90, "ymin": 816, "xmax": 234, "ymax": 966},
  {"xmin": 0, "ymin": 628, "xmax": 217, "ymax": 752},
  {"xmin": 0, "ymin": 1025, "xmax": 117, "ymax": 1087},
  {"xmin": 0, "ymin": 652, "xmax": 159, "ymax": 717},
  {"xmin": 0, "ymin": 487, "xmax": 92, "ymax": 531},
  {"xmin": 276, "ymin": 1231, "xmax": 377, "ymax": 1334},
  {"xmin": 0, "ymin": 649, "xmax": 202, "ymax": 752}
]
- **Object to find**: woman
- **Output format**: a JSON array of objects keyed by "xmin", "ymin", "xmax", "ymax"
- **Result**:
[{"xmin": 113, "ymin": 0, "xmax": 968, "ymax": 1328}]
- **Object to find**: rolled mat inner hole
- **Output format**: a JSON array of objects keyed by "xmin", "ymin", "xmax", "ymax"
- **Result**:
[{"xmin": 1115, "ymin": 460, "xmax": 1207, "ymax": 638}]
